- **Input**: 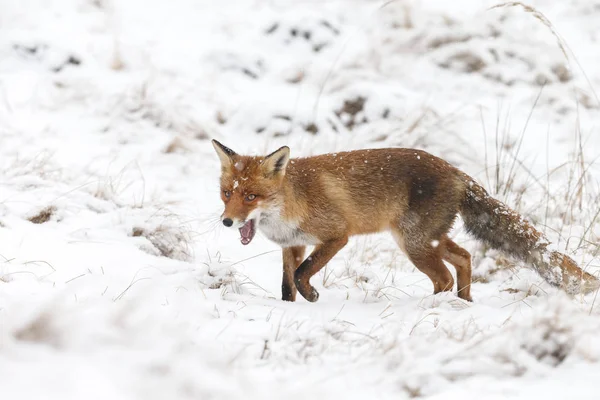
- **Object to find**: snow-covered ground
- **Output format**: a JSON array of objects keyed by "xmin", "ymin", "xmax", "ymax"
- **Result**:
[{"xmin": 1, "ymin": 0, "xmax": 600, "ymax": 398}]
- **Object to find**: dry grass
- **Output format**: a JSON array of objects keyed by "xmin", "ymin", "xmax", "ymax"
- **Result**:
[
  {"xmin": 163, "ymin": 136, "xmax": 191, "ymax": 154},
  {"xmin": 94, "ymin": 161, "xmax": 146, "ymax": 208},
  {"xmin": 490, "ymin": 2, "xmax": 568, "ymax": 60},
  {"xmin": 490, "ymin": 2, "xmax": 600, "ymax": 107},
  {"xmin": 4, "ymin": 151, "xmax": 60, "ymax": 180},
  {"xmin": 132, "ymin": 224, "xmax": 192, "ymax": 261},
  {"xmin": 28, "ymin": 206, "xmax": 57, "ymax": 224},
  {"xmin": 14, "ymin": 311, "xmax": 58, "ymax": 346},
  {"xmin": 110, "ymin": 38, "xmax": 125, "ymax": 71}
]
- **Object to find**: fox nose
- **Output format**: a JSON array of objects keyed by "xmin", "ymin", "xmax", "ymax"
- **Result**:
[{"xmin": 222, "ymin": 218, "xmax": 233, "ymax": 227}]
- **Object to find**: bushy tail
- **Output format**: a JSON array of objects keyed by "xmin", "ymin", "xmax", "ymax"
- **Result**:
[{"xmin": 460, "ymin": 179, "xmax": 598, "ymax": 294}]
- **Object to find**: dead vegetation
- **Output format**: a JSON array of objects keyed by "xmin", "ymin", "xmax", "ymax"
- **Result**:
[
  {"xmin": 28, "ymin": 206, "xmax": 57, "ymax": 224},
  {"xmin": 163, "ymin": 136, "xmax": 191, "ymax": 154},
  {"xmin": 491, "ymin": 2, "xmax": 599, "ymax": 106},
  {"xmin": 335, "ymin": 96, "xmax": 367, "ymax": 130},
  {"xmin": 93, "ymin": 162, "xmax": 146, "ymax": 208},
  {"xmin": 264, "ymin": 18, "xmax": 340, "ymax": 53},
  {"xmin": 418, "ymin": 3, "xmax": 582, "ymax": 88},
  {"xmin": 14, "ymin": 311, "xmax": 61, "ymax": 348},
  {"xmin": 132, "ymin": 225, "xmax": 192, "ymax": 262},
  {"xmin": 438, "ymin": 51, "xmax": 486, "ymax": 73}
]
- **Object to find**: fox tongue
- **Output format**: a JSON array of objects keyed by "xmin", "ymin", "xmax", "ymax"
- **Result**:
[{"xmin": 239, "ymin": 219, "xmax": 255, "ymax": 245}]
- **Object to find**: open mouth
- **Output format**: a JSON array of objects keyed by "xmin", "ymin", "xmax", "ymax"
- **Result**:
[{"xmin": 239, "ymin": 219, "xmax": 256, "ymax": 245}]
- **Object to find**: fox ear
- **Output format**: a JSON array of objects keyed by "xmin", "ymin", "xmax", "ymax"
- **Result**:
[
  {"xmin": 262, "ymin": 146, "xmax": 290, "ymax": 177},
  {"xmin": 212, "ymin": 140, "xmax": 237, "ymax": 168}
]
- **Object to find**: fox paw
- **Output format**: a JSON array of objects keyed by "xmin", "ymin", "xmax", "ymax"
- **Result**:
[
  {"xmin": 298, "ymin": 285, "xmax": 319, "ymax": 302},
  {"xmin": 282, "ymin": 284, "xmax": 296, "ymax": 302},
  {"xmin": 460, "ymin": 294, "xmax": 473, "ymax": 302},
  {"xmin": 294, "ymin": 274, "xmax": 320, "ymax": 302}
]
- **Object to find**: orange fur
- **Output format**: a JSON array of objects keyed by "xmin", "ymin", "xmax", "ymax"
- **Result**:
[{"xmin": 212, "ymin": 140, "xmax": 599, "ymax": 302}]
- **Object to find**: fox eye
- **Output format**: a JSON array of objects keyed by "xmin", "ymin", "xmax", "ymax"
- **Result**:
[
  {"xmin": 224, "ymin": 190, "xmax": 231, "ymax": 198},
  {"xmin": 245, "ymin": 194, "xmax": 257, "ymax": 201}
]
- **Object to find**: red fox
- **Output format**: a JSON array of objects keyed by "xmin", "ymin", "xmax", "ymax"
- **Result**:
[{"xmin": 212, "ymin": 139, "xmax": 598, "ymax": 302}]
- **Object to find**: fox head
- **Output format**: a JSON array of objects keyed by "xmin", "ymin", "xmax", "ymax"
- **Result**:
[{"xmin": 212, "ymin": 139, "xmax": 290, "ymax": 245}]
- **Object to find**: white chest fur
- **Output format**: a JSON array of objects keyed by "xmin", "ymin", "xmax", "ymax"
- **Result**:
[{"xmin": 258, "ymin": 209, "xmax": 320, "ymax": 248}]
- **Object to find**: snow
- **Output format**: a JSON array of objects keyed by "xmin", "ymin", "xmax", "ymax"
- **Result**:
[{"xmin": 1, "ymin": 0, "xmax": 600, "ymax": 399}]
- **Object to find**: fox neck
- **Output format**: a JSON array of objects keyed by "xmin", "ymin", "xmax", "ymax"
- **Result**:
[
  {"xmin": 255, "ymin": 177, "xmax": 318, "ymax": 247},
  {"xmin": 278, "ymin": 175, "xmax": 306, "ymax": 219},
  {"xmin": 259, "ymin": 177, "xmax": 298, "ymax": 223}
]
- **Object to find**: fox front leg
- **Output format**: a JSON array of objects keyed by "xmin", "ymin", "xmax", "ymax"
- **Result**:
[
  {"xmin": 281, "ymin": 246, "xmax": 305, "ymax": 301},
  {"xmin": 294, "ymin": 237, "xmax": 348, "ymax": 302}
]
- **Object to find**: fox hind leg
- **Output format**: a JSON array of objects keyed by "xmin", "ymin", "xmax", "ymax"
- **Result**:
[
  {"xmin": 441, "ymin": 236, "xmax": 473, "ymax": 301},
  {"xmin": 407, "ymin": 246, "xmax": 455, "ymax": 295},
  {"xmin": 392, "ymin": 228, "xmax": 454, "ymax": 295},
  {"xmin": 282, "ymin": 246, "xmax": 305, "ymax": 302}
]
